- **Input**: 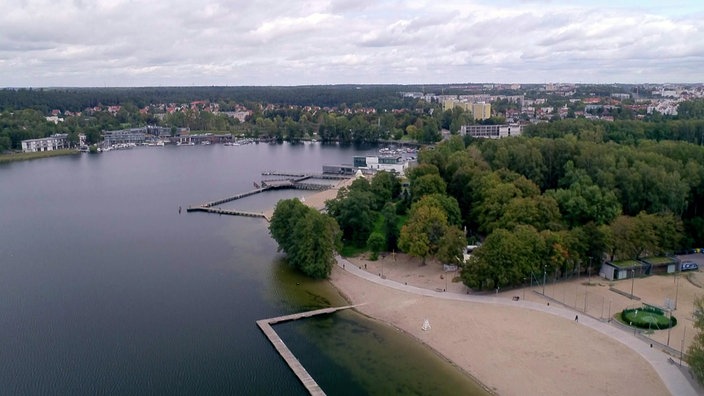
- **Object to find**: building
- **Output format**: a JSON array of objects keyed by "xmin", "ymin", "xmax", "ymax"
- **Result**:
[
  {"xmin": 471, "ymin": 103, "xmax": 491, "ymax": 120},
  {"xmin": 103, "ymin": 128, "xmax": 147, "ymax": 146},
  {"xmin": 21, "ymin": 133, "xmax": 81, "ymax": 152},
  {"xmin": 460, "ymin": 124, "xmax": 523, "ymax": 139},
  {"xmin": 102, "ymin": 126, "xmax": 174, "ymax": 146},
  {"xmin": 353, "ymin": 156, "xmax": 409, "ymax": 174}
]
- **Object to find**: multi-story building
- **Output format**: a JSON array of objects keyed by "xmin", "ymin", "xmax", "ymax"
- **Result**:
[
  {"xmin": 21, "ymin": 133, "xmax": 86, "ymax": 152},
  {"xmin": 460, "ymin": 124, "xmax": 523, "ymax": 139},
  {"xmin": 471, "ymin": 103, "xmax": 491, "ymax": 120},
  {"xmin": 103, "ymin": 128, "xmax": 147, "ymax": 146},
  {"xmin": 353, "ymin": 156, "xmax": 410, "ymax": 174},
  {"xmin": 21, "ymin": 134, "xmax": 69, "ymax": 152}
]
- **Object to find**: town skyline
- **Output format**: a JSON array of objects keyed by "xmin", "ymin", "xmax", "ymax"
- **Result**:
[{"xmin": 2, "ymin": 0, "xmax": 703, "ymax": 87}]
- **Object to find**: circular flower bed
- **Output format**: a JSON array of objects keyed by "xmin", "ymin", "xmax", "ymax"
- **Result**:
[{"xmin": 621, "ymin": 306, "xmax": 676, "ymax": 330}]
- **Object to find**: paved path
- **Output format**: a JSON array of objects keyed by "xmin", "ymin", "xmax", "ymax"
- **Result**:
[{"xmin": 335, "ymin": 256, "xmax": 699, "ymax": 396}]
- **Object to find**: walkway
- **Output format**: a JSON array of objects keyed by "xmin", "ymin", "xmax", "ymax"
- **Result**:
[
  {"xmin": 257, "ymin": 304, "xmax": 362, "ymax": 395},
  {"xmin": 334, "ymin": 256, "xmax": 699, "ymax": 396}
]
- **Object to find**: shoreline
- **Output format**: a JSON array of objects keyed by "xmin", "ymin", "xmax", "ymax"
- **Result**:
[{"xmin": 328, "ymin": 271, "xmax": 496, "ymax": 395}]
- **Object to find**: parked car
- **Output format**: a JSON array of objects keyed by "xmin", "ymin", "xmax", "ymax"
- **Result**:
[{"xmin": 681, "ymin": 261, "xmax": 699, "ymax": 271}]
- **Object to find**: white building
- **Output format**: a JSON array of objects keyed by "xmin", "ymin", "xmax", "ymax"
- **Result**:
[
  {"xmin": 21, "ymin": 134, "xmax": 69, "ymax": 152},
  {"xmin": 353, "ymin": 156, "xmax": 409, "ymax": 174}
]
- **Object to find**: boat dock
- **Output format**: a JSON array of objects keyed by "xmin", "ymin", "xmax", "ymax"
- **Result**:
[
  {"xmin": 187, "ymin": 171, "xmax": 347, "ymax": 220},
  {"xmin": 256, "ymin": 305, "xmax": 363, "ymax": 395}
]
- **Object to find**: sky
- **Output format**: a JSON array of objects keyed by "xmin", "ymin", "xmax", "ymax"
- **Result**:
[{"xmin": 1, "ymin": 0, "xmax": 703, "ymax": 87}]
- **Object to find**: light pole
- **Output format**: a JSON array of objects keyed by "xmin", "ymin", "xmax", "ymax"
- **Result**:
[
  {"xmin": 523, "ymin": 277, "xmax": 527, "ymax": 300},
  {"xmin": 674, "ymin": 270, "xmax": 680, "ymax": 310},
  {"xmin": 667, "ymin": 310, "xmax": 672, "ymax": 346},
  {"xmin": 543, "ymin": 265, "xmax": 547, "ymax": 295},
  {"xmin": 588, "ymin": 257, "xmax": 592, "ymax": 285},
  {"xmin": 630, "ymin": 269, "xmax": 635, "ymax": 299},
  {"xmin": 608, "ymin": 299, "xmax": 612, "ymax": 321}
]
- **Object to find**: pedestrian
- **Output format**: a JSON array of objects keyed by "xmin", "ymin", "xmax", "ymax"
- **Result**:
[
  {"xmin": 364, "ymin": 264, "xmax": 367, "ymax": 269},
  {"xmin": 575, "ymin": 315, "xmax": 579, "ymax": 322}
]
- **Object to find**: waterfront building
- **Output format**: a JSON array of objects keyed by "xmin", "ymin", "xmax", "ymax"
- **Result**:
[
  {"xmin": 353, "ymin": 156, "xmax": 409, "ymax": 174},
  {"xmin": 21, "ymin": 133, "xmax": 85, "ymax": 152},
  {"xmin": 103, "ymin": 128, "xmax": 147, "ymax": 146}
]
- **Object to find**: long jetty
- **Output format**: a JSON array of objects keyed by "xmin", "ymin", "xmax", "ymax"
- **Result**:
[
  {"xmin": 187, "ymin": 171, "xmax": 345, "ymax": 220},
  {"xmin": 186, "ymin": 206, "xmax": 268, "ymax": 219},
  {"xmin": 256, "ymin": 304, "xmax": 363, "ymax": 395}
]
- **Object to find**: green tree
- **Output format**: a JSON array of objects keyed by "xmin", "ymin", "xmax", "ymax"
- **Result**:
[
  {"xmin": 687, "ymin": 295, "xmax": 704, "ymax": 385},
  {"xmin": 381, "ymin": 202, "xmax": 401, "ymax": 251},
  {"xmin": 325, "ymin": 187, "xmax": 376, "ymax": 245},
  {"xmin": 367, "ymin": 232, "xmax": 386, "ymax": 261},
  {"xmin": 410, "ymin": 174, "xmax": 447, "ymax": 201},
  {"xmin": 398, "ymin": 204, "xmax": 448, "ymax": 264},
  {"xmin": 436, "ymin": 225, "xmax": 466, "ymax": 264},
  {"xmin": 370, "ymin": 170, "xmax": 401, "ymax": 210},
  {"xmin": 269, "ymin": 198, "xmax": 341, "ymax": 279}
]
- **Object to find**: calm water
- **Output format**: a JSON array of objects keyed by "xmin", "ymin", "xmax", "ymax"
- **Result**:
[{"xmin": 0, "ymin": 143, "xmax": 486, "ymax": 395}]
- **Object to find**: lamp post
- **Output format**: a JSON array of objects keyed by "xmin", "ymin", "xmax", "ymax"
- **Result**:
[
  {"xmin": 667, "ymin": 310, "xmax": 672, "ymax": 346},
  {"xmin": 523, "ymin": 277, "xmax": 527, "ymax": 300},
  {"xmin": 588, "ymin": 257, "xmax": 592, "ymax": 285},
  {"xmin": 588, "ymin": 257, "xmax": 593, "ymax": 285},
  {"xmin": 543, "ymin": 265, "xmax": 547, "ymax": 295},
  {"xmin": 630, "ymin": 269, "xmax": 635, "ymax": 299},
  {"xmin": 674, "ymin": 270, "xmax": 680, "ymax": 310}
]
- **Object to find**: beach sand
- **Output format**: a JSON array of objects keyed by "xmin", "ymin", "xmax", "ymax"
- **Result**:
[{"xmin": 331, "ymin": 254, "xmax": 679, "ymax": 396}]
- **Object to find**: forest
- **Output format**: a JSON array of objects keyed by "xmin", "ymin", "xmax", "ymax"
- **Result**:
[{"xmin": 313, "ymin": 128, "xmax": 704, "ymax": 292}]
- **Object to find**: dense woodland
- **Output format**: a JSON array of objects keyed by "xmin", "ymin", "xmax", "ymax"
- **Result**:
[
  {"xmin": 312, "ymin": 130, "xmax": 704, "ymax": 293},
  {"xmin": 3, "ymin": 86, "xmax": 704, "ymax": 152}
]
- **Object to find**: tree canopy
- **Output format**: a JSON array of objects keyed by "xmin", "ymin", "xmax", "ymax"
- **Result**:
[{"xmin": 269, "ymin": 198, "xmax": 341, "ymax": 279}]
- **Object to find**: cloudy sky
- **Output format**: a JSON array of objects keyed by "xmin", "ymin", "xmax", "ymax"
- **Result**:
[{"xmin": 2, "ymin": 0, "xmax": 703, "ymax": 87}]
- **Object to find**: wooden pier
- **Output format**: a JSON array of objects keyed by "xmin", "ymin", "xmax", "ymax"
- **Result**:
[
  {"xmin": 186, "ymin": 206, "xmax": 269, "ymax": 220},
  {"xmin": 256, "ymin": 305, "xmax": 362, "ymax": 395},
  {"xmin": 202, "ymin": 188, "xmax": 267, "ymax": 207},
  {"xmin": 187, "ymin": 171, "xmax": 347, "ymax": 220}
]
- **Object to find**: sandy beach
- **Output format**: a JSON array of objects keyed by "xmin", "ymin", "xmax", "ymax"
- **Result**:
[
  {"xmin": 290, "ymin": 179, "xmax": 702, "ymax": 395},
  {"xmin": 331, "ymin": 254, "xmax": 679, "ymax": 396}
]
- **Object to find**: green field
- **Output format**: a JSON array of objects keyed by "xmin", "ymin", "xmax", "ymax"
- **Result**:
[{"xmin": 0, "ymin": 149, "xmax": 79, "ymax": 163}]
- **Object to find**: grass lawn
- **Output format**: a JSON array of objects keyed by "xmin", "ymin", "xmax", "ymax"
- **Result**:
[
  {"xmin": 621, "ymin": 308, "xmax": 674, "ymax": 330},
  {"xmin": 0, "ymin": 149, "xmax": 79, "ymax": 163},
  {"xmin": 611, "ymin": 260, "xmax": 641, "ymax": 268},
  {"xmin": 641, "ymin": 256, "xmax": 674, "ymax": 264}
]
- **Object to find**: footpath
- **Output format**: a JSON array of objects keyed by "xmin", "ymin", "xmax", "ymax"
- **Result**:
[{"xmin": 334, "ymin": 256, "xmax": 700, "ymax": 396}]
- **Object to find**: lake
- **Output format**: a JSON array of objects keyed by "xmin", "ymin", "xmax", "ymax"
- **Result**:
[{"xmin": 0, "ymin": 142, "xmax": 486, "ymax": 395}]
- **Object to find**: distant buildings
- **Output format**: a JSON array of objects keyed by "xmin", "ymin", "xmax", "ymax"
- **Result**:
[
  {"xmin": 442, "ymin": 100, "xmax": 492, "ymax": 121},
  {"xmin": 471, "ymin": 103, "xmax": 491, "ymax": 121},
  {"xmin": 460, "ymin": 124, "xmax": 523, "ymax": 139}
]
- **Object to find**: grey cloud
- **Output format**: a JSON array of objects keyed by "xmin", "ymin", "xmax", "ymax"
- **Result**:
[{"xmin": 1, "ymin": 0, "xmax": 703, "ymax": 86}]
